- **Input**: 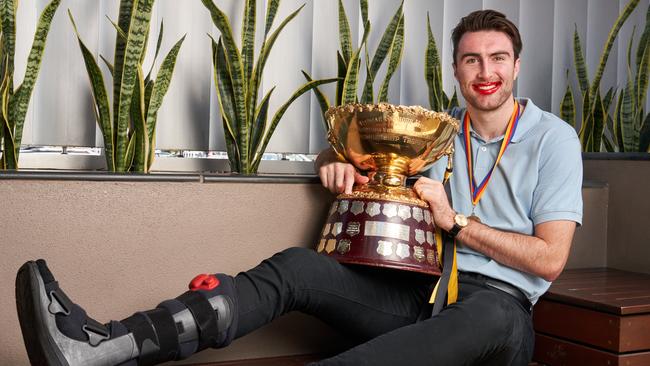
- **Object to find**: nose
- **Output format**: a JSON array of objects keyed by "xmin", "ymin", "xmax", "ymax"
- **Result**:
[{"xmin": 477, "ymin": 60, "xmax": 491, "ymax": 79}]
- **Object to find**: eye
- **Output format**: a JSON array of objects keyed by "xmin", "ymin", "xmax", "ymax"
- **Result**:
[
  {"xmin": 464, "ymin": 57, "xmax": 477, "ymax": 64},
  {"xmin": 493, "ymin": 55, "xmax": 506, "ymax": 62}
]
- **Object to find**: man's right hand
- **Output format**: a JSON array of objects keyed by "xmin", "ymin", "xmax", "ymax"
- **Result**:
[{"xmin": 315, "ymin": 148, "xmax": 369, "ymax": 194}]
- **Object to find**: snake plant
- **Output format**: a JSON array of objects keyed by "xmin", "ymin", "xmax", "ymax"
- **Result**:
[
  {"xmin": 0, "ymin": 0, "xmax": 61, "ymax": 170},
  {"xmin": 425, "ymin": 12, "xmax": 458, "ymax": 113},
  {"xmin": 69, "ymin": 0, "xmax": 185, "ymax": 172},
  {"xmin": 306, "ymin": 0, "xmax": 405, "ymax": 130},
  {"xmin": 560, "ymin": 0, "xmax": 641, "ymax": 152},
  {"xmin": 202, "ymin": 0, "xmax": 337, "ymax": 174}
]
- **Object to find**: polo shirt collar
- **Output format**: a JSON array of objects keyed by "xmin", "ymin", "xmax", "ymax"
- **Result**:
[{"xmin": 457, "ymin": 98, "xmax": 540, "ymax": 144}]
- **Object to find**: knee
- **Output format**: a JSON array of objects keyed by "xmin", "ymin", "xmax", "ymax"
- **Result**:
[{"xmin": 271, "ymin": 247, "xmax": 336, "ymax": 283}]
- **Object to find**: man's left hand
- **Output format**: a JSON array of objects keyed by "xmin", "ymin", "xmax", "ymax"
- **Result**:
[{"xmin": 413, "ymin": 177, "xmax": 455, "ymax": 232}]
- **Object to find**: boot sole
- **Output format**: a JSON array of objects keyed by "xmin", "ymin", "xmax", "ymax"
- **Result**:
[{"xmin": 16, "ymin": 261, "xmax": 69, "ymax": 366}]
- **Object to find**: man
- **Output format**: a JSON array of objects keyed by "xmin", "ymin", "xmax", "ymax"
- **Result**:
[{"xmin": 16, "ymin": 10, "xmax": 582, "ymax": 366}]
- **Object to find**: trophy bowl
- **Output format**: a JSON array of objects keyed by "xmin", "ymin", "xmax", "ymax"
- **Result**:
[{"xmin": 316, "ymin": 103, "xmax": 459, "ymax": 275}]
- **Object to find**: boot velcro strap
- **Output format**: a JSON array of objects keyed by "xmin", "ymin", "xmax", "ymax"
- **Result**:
[
  {"xmin": 176, "ymin": 291, "xmax": 220, "ymax": 350},
  {"xmin": 145, "ymin": 308, "xmax": 180, "ymax": 362},
  {"xmin": 121, "ymin": 313, "xmax": 158, "ymax": 366}
]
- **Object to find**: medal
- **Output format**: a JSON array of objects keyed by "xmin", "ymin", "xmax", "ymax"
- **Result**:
[{"xmin": 462, "ymin": 100, "xmax": 521, "ymax": 222}]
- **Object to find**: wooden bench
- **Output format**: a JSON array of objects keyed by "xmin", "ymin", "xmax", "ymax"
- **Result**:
[{"xmin": 532, "ymin": 268, "xmax": 650, "ymax": 365}]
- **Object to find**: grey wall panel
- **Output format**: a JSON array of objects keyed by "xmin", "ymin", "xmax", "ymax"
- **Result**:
[{"xmin": 518, "ymin": 0, "xmax": 554, "ymax": 110}]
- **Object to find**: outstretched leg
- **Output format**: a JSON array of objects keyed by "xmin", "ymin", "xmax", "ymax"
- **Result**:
[{"xmin": 16, "ymin": 259, "xmax": 236, "ymax": 366}]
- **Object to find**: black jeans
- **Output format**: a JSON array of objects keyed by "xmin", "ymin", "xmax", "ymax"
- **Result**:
[{"xmin": 232, "ymin": 247, "xmax": 534, "ymax": 366}]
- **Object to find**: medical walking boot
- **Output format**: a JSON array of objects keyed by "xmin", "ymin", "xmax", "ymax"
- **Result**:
[{"xmin": 15, "ymin": 259, "xmax": 238, "ymax": 366}]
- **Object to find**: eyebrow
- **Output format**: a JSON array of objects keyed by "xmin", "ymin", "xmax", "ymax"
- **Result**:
[{"xmin": 459, "ymin": 51, "xmax": 512, "ymax": 60}]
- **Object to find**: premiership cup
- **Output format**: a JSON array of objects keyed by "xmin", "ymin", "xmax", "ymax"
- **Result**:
[{"xmin": 316, "ymin": 103, "xmax": 459, "ymax": 275}]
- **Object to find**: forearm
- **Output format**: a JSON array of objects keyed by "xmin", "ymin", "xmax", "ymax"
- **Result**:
[{"xmin": 453, "ymin": 221, "xmax": 568, "ymax": 281}]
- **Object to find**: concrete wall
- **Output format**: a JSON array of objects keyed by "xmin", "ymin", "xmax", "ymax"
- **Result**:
[
  {"xmin": 583, "ymin": 159, "xmax": 650, "ymax": 275},
  {"xmin": 0, "ymin": 177, "xmax": 345, "ymax": 365}
]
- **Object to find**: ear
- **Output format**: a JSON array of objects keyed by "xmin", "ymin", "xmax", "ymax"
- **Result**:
[
  {"xmin": 453, "ymin": 62, "xmax": 458, "ymax": 80},
  {"xmin": 513, "ymin": 57, "xmax": 521, "ymax": 81}
]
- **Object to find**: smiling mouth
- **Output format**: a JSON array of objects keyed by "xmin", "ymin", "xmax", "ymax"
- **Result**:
[{"xmin": 472, "ymin": 82, "xmax": 502, "ymax": 95}]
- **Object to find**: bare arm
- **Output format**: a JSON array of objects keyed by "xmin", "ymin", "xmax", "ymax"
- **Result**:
[
  {"xmin": 315, "ymin": 147, "xmax": 369, "ymax": 194},
  {"xmin": 414, "ymin": 177, "xmax": 576, "ymax": 282}
]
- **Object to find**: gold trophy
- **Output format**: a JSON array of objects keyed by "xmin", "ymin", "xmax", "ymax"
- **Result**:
[{"xmin": 316, "ymin": 103, "xmax": 459, "ymax": 275}]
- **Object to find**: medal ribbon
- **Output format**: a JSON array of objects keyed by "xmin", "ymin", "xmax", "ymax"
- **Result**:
[{"xmin": 462, "ymin": 101, "xmax": 521, "ymax": 206}]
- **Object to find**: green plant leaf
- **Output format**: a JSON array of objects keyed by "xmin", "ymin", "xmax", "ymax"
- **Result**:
[
  {"xmin": 578, "ymin": 89, "xmax": 591, "ymax": 148},
  {"xmin": 246, "ymin": 3, "xmax": 305, "ymax": 153},
  {"xmin": 613, "ymin": 84, "xmax": 624, "ymax": 150},
  {"xmin": 145, "ymin": 20, "xmax": 164, "ymax": 82},
  {"xmin": 8, "ymin": 0, "xmax": 61, "ymax": 159},
  {"xmin": 620, "ymin": 69, "xmax": 636, "ymax": 151},
  {"xmin": 635, "ymin": 4, "xmax": 650, "ymax": 73},
  {"xmin": 635, "ymin": 39, "xmax": 649, "ymax": 111},
  {"xmin": 378, "ymin": 12, "xmax": 404, "ymax": 103},
  {"xmin": 639, "ymin": 112, "xmax": 650, "ymax": 151},
  {"xmin": 250, "ymin": 86, "xmax": 274, "ymax": 156},
  {"xmin": 145, "ymin": 34, "xmax": 185, "ymax": 147},
  {"xmin": 201, "ymin": 0, "xmax": 248, "ymax": 170},
  {"xmin": 590, "ymin": 0, "xmax": 640, "ymax": 98},
  {"xmin": 114, "ymin": 0, "xmax": 154, "ymax": 172},
  {"xmin": 112, "ymin": 0, "xmax": 135, "ymax": 140},
  {"xmin": 264, "ymin": 0, "xmax": 279, "ymax": 38},
  {"xmin": 335, "ymin": 51, "xmax": 346, "ymax": 105},
  {"xmin": 130, "ymin": 64, "xmax": 147, "ymax": 172},
  {"xmin": 603, "ymin": 87, "xmax": 616, "ymax": 112},
  {"xmin": 342, "ymin": 20, "xmax": 370, "ymax": 105},
  {"xmin": 0, "ymin": 0, "xmax": 16, "ymax": 92},
  {"xmin": 241, "ymin": 0, "xmax": 255, "ymax": 85},
  {"xmin": 301, "ymin": 70, "xmax": 331, "ymax": 126},
  {"xmin": 591, "ymin": 88, "xmax": 606, "ymax": 152},
  {"xmin": 106, "ymin": 15, "xmax": 127, "ymax": 40},
  {"xmin": 360, "ymin": 0, "xmax": 368, "ymax": 26},
  {"xmin": 213, "ymin": 37, "xmax": 238, "ymax": 143},
  {"xmin": 100, "ymin": 54, "xmax": 114, "ymax": 76},
  {"xmin": 338, "ymin": 0, "xmax": 352, "ymax": 64},
  {"xmin": 560, "ymin": 71, "xmax": 576, "ymax": 127},
  {"xmin": 360, "ymin": 49, "xmax": 374, "ymax": 104},
  {"xmin": 425, "ymin": 13, "xmax": 441, "ymax": 111},
  {"xmin": 124, "ymin": 130, "xmax": 137, "ymax": 171},
  {"xmin": 573, "ymin": 24, "xmax": 589, "ymax": 96},
  {"xmin": 369, "ymin": 1, "xmax": 403, "ymax": 80},
  {"xmin": 253, "ymin": 77, "xmax": 338, "ymax": 171},
  {"xmin": 69, "ymin": 10, "xmax": 114, "ymax": 171},
  {"xmin": 447, "ymin": 88, "xmax": 459, "ymax": 109}
]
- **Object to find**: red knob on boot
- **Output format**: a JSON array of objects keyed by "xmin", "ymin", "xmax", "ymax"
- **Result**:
[{"xmin": 189, "ymin": 273, "xmax": 220, "ymax": 291}]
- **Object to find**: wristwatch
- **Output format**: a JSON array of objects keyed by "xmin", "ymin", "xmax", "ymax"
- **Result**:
[{"xmin": 448, "ymin": 213, "xmax": 469, "ymax": 238}]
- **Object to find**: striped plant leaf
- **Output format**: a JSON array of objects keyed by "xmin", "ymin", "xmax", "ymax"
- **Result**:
[
  {"xmin": 146, "ymin": 20, "xmax": 164, "ymax": 81},
  {"xmin": 635, "ymin": 4, "xmax": 650, "ymax": 73},
  {"xmin": 112, "ymin": 0, "xmax": 135, "ymax": 140},
  {"xmin": 378, "ymin": 12, "xmax": 404, "ymax": 103},
  {"xmin": 241, "ymin": 0, "xmax": 255, "ymax": 85},
  {"xmin": 360, "ymin": 0, "xmax": 368, "ymax": 26},
  {"xmin": 639, "ymin": 112, "xmax": 650, "ymax": 151},
  {"xmin": 572, "ymin": 25, "xmax": 589, "ymax": 96},
  {"xmin": 447, "ymin": 88, "xmax": 459, "ymax": 109},
  {"xmin": 338, "ymin": 0, "xmax": 352, "ymax": 64},
  {"xmin": 252, "ymin": 77, "xmax": 339, "ymax": 171},
  {"xmin": 250, "ymin": 86, "xmax": 274, "ymax": 157},
  {"xmin": 613, "ymin": 83, "xmax": 624, "ymax": 149},
  {"xmin": 578, "ymin": 89, "xmax": 591, "ymax": 148},
  {"xmin": 8, "ymin": 0, "xmax": 60, "ymax": 156},
  {"xmin": 264, "ymin": 0, "xmax": 279, "ymax": 38},
  {"xmin": 201, "ymin": 0, "xmax": 249, "ymax": 170},
  {"xmin": 124, "ymin": 131, "xmax": 137, "ymax": 171},
  {"xmin": 246, "ymin": 4, "xmax": 305, "ymax": 149},
  {"xmin": 369, "ymin": 2, "xmax": 403, "ymax": 80},
  {"xmin": 620, "ymin": 70, "xmax": 636, "ymax": 151},
  {"xmin": 603, "ymin": 87, "xmax": 616, "ymax": 113},
  {"xmin": 0, "ymin": 0, "xmax": 15, "ymax": 92},
  {"xmin": 341, "ymin": 20, "xmax": 370, "ymax": 105},
  {"xmin": 560, "ymin": 71, "xmax": 576, "ymax": 127},
  {"xmin": 635, "ymin": 40, "xmax": 649, "ymax": 111},
  {"xmin": 100, "ymin": 54, "xmax": 114, "ymax": 76},
  {"xmin": 590, "ymin": 0, "xmax": 640, "ymax": 99},
  {"xmin": 425, "ymin": 13, "xmax": 441, "ymax": 111},
  {"xmin": 213, "ymin": 37, "xmax": 238, "ymax": 142},
  {"xmin": 114, "ymin": 0, "xmax": 153, "ymax": 172},
  {"xmin": 335, "ymin": 51, "xmax": 346, "ymax": 106},
  {"xmin": 591, "ymin": 89, "xmax": 605, "ymax": 152},
  {"xmin": 107, "ymin": 15, "xmax": 127, "ymax": 40},
  {"xmin": 145, "ymin": 34, "xmax": 185, "ymax": 146},
  {"xmin": 360, "ymin": 50, "xmax": 374, "ymax": 104},
  {"xmin": 301, "ymin": 70, "xmax": 331, "ymax": 126},
  {"xmin": 69, "ymin": 10, "xmax": 114, "ymax": 171},
  {"xmin": 130, "ymin": 65, "xmax": 148, "ymax": 171},
  {"xmin": 627, "ymin": 26, "xmax": 637, "ymax": 70}
]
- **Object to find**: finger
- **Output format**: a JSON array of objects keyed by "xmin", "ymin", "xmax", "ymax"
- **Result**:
[
  {"xmin": 319, "ymin": 167, "xmax": 329, "ymax": 190},
  {"xmin": 335, "ymin": 165, "xmax": 346, "ymax": 193},
  {"xmin": 354, "ymin": 172, "xmax": 369, "ymax": 185}
]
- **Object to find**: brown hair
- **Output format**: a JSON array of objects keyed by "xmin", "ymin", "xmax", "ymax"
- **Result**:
[{"xmin": 451, "ymin": 10, "xmax": 522, "ymax": 64}]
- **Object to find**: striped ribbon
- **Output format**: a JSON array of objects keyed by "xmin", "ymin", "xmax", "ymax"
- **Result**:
[{"xmin": 462, "ymin": 101, "xmax": 521, "ymax": 207}]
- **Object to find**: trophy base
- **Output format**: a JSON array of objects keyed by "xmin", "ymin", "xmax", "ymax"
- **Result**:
[{"xmin": 317, "ymin": 190, "xmax": 442, "ymax": 276}]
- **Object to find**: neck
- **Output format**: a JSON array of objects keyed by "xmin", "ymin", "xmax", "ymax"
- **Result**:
[{"xmin": 467, "ymin": 97, "xmax": 516, "ymax": 140}]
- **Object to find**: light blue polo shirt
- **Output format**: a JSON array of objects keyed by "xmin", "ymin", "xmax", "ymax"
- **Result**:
[{"xmin": 427, "ymin": 98, "xmax": 583, "ymax": 304}]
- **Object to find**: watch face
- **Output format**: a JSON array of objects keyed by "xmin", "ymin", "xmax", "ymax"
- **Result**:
[{"xmin": 454, "ymin": 214, "xmax": 468, "ymax": 227}]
